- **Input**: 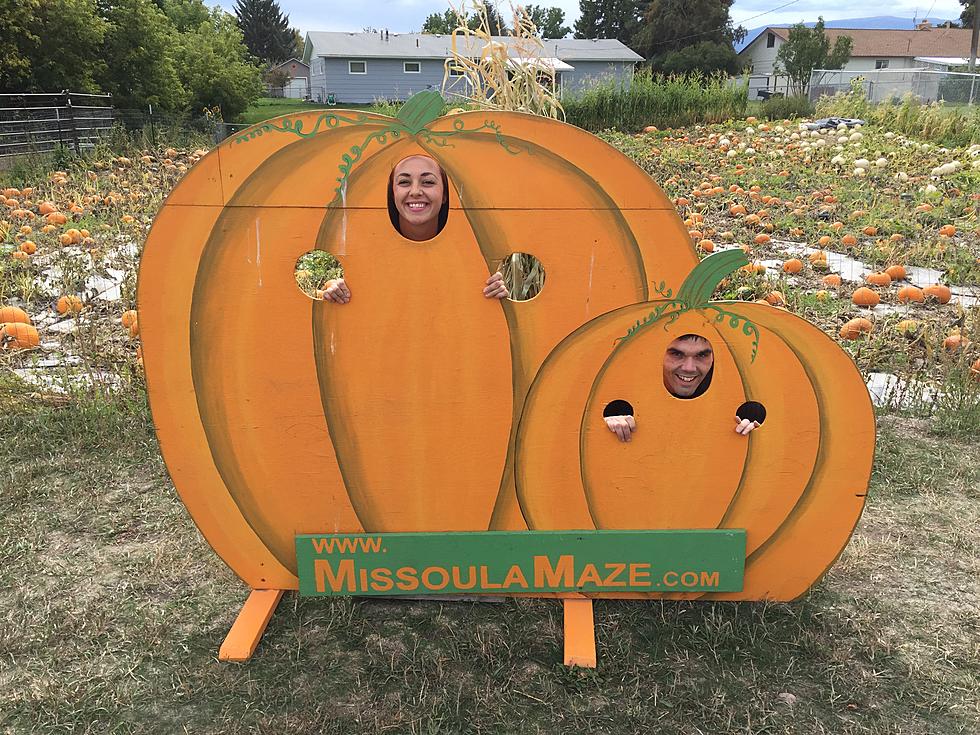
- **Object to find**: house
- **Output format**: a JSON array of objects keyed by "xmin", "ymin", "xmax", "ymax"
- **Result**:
[
  {"xmin": 301, "ymin": 31, "xmax": 642, "ymax": 104},
  {"xmin": 739, "ymin": 20, "xmax": 978, "ymax": 101},
  {"xmin": 267, "ymin": 58, "xmax": 310, "ymax": 99}
]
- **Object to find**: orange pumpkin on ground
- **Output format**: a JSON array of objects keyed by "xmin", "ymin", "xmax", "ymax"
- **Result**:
[
  {"xmin": 822, "ymin": 274, "xmax": 842, "ymax": 287},
  {"xmin": 897, "ymin": 286, "xmax": 924, "ymax": 303},
  {"xmin": 923, "ymin": 284, "xmax": 952, "ymax": 304},
  {"xmin": 852, "ymin": 287, "xmax": 880, "ymax": 307},
  {"xmin": 782, "ymin": 258, "xmax": 803, "ymax": 274},
  {"xmin": 885, "ymin": 265, "xmax": 907, "ymax": 281},
  {"xmin": 0, "ymin": 306, "xmax": 31, "ymax": 325},
  {"xmin": 56, "ymin": 295, "xmax": 83, "ymax": 315},
  {"xmin": 865, "ymin": 272, "xmax": 891, "ymax": 286},
  {"xmin": 0, "ymin": 322, "xmax": 40, "ymax": 349},
  {"xmin": 840, "ymin": 317, "xmax": 874, "ymax": 340}
]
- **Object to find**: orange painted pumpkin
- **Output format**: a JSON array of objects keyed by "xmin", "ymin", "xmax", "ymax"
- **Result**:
[
  {"xmin": 515, "ymin": 251, "xmax": 875, "ymax": 601},
  {"xmin": 138, "ymin": 94, "xmax": 700, "ymax": 587}
]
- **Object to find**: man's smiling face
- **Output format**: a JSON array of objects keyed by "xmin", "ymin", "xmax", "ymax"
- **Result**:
[{"xmin": 662, "ymin": 335, "xmax": 713, "ymax": 398}]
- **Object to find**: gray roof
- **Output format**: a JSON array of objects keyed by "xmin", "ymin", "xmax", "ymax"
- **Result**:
[{"xmin": 303, "ymin": 32, "xmax": 642, "ymax": 63}]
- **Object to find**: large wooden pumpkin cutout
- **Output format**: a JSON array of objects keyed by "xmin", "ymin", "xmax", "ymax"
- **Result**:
[{"xmin": 138, "ymin": 93, "xmax": 875, "ymax": 663}]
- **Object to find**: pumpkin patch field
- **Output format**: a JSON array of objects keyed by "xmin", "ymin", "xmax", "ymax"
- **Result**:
[{"xmin": 1, "ymin": 114, "xmax": 978, "ymax": 733}]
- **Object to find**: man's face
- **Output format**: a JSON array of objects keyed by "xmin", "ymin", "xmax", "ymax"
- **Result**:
[{"xmin": 662, "ymin": 336, "xmax": 714, "ymax": 398}]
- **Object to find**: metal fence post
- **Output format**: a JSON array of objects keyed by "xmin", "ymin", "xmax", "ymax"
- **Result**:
[
  {"xmin": 148, "ymin": 102, "xmax": 155, "ymax": 147},
  {"xmin": 64, "ymin": 91, "xmax": 80, "ymax": 154}
]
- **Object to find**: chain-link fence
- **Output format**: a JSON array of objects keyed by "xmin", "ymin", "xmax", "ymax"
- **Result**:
[{"xmin": 808, "ymin": 68, "xmax": 980, "ymax": 106}]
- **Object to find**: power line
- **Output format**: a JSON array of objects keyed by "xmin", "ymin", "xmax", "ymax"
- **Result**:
[
  {"xmin": 645, "ymin": 0, "xmax": 803, "ymax": 49},
  {"xmin": 733, "ymin": 0, "xmax": 804, "ymax": 28}
]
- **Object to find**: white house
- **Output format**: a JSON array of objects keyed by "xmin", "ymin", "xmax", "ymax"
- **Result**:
[{"xmin": 739, "ymin": 21, "xmax": 978, "ymax": 101}]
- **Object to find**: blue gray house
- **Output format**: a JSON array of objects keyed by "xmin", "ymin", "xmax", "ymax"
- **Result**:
[{"xmin": 301, "ymin": 31, "xmax": 642, "ymax": 104}]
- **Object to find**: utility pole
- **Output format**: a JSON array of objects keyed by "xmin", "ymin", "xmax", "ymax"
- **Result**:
[{"xmin": 970, "ymin": 0, "xmax": 979, "ymax": 71}]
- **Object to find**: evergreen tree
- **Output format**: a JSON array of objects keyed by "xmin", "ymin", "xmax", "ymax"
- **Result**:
[
  {"xmin": 636, "ymin": 0, "xmax": 745, "ymax": 70},
  {"xmin": 960, "ymin": 0, "xmax": 974, "ymax": 27},
  {"xmin": 234, "ymin": 0, "xmax": 296, "ymax": 63},
  {"xmin": 573, "ymin": 0, "xmax": 644, "ymax": 51}
]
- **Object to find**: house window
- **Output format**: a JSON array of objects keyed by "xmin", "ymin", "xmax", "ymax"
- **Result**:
[
  {"xmin": 404, "ymin": 61, "xmax": 421, "ymax": 73},
  {"xmin": 348, "ymin": 61, "xmax": 367, "ymax": 74},
  {"xmin": 766, "ymin": 32, "xmax": 775, "ymax": 48},
  {"xmin": 875, "ymin": 59, "xmax": 889, "ymax": 69},
  {"xmin": 448, "ymin": 65, "xmax": 465, "ymax": 77}
]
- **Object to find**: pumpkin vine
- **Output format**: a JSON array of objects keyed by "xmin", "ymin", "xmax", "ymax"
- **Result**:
[
  {"xmin": 616, "ymin": 250, "xmax": 761, "ymax": 362},
  {"xmin": 230, "ymin": 90, "xmax": 525, "ymax": 202}
]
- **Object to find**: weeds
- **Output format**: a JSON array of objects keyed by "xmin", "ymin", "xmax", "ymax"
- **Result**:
[{"xmin": 563, "ymin": 70, "xmax": 747, "ymax": 132}]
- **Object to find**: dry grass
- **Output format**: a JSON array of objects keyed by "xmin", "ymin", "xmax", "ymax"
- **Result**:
[{"xmin": 1, "ymin": 374, "xmax": 978, "ymax": 734}]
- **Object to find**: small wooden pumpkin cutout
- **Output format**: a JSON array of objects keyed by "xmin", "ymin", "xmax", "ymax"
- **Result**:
[{"xmin": 515, "ymin": 251, "xmax": 875, "ymax": 600}]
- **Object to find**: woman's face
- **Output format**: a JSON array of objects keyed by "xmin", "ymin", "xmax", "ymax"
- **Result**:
[{"xmin": 391, "ymin": 156, "xmax": 445, "ymax": 239}]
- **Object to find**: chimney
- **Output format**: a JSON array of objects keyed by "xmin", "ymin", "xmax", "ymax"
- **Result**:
[{"xmin": 915, "ymin": 19, "xmax": 932, "ymax": 30}]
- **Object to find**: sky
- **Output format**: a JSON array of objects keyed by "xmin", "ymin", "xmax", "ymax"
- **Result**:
[{"xmin": 214, "ymin": 1, "xmax": 966, "ymax": 35}]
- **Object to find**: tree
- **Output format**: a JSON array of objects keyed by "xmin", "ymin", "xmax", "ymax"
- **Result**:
[
  {"xmin": 574, "ymin": 0, "xmax": 644, "ymax": 51},
  {"xmin": 522, "ymin": 5, "xmax": 571, "ymax": 38},
  {"xmin": 421, "ymin": 3, "xmax": 509, "ymax": 36},
  {"xmin": 657, "ymin": 41, "xmax": 743, "ymax": 75},
  {"xmin": 173, "ymin": 8, "xmax": 263, "ymax": 118},
  {"xmin": 960, "ymin": 0, "xmax": 974, "ymax": 28},
  {"xmin": 636, "ymin": 0, "xmax": 745, "ymax": 71},
  {"xmin": 774, "ymin": 18, "xmax": 852, "ymax": 96},
  {"xmin": 421, "ymin": 9, "xmax": 458, "ymax": 34},
  {"xmin": 472, "ymin": 1, "xmax": 509, "ymax": 35},
  {"xmin": 0, "ymin": 0, "xmax": 106, "ymax": 94},
  {"xmin": 234, "ymin": 0, "xmax": 296, "ymax": 63},
  {"xmin": 99, "ymin": 0, "xmax": 187, "ymax": 111}
]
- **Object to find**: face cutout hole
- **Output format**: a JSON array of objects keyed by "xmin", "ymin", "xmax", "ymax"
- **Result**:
[
  {"xmin": 603, "ymin": 399, "xmax": 634, "ymax": 418},
  {"xmin": 295, "ymin": 250, "xmax": 344, "ymax": 301},
  {"xmin": 736, "ymin": 400, "xmax": 767, "ymax": 425},
  {"xmin": 496, "ymin": 252, "xmax": 546, "ymax": 301},
  {"xmin": 662, "ymin": 334, "xmax": 714, "ymax": 399},
  {"xmin": 387, "ymin": 155, "xmax": 450, "ymax": 241}
]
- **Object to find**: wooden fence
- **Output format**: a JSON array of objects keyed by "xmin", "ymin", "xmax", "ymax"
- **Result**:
[{"xmin": 0, "ymin": 92, "xmax": 114, "ymax": 159}]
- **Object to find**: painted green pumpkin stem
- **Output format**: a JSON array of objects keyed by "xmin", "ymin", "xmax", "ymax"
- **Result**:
[
  {"xmin": 616, "ymin": 249, "xmax": 761, "ymax": 361},
  {"xmin": 676, "ymin": 249, "xmax": 749, "ymax": 308},
  {"xmin": 396, "ymin": 90, "xmax": 445, "ymax": 134}
]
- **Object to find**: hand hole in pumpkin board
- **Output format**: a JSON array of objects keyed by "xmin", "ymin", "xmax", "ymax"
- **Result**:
[
  {"xmin": 735, "ymin": 400, "xmax": 767, "ymax": 425},
  {"xmin": 602, "ymin": 399, "xmax": 634, "ymax": 418},
  {"xmin": 662, "ymin": 334, "xmax": 714, "ymax": 399},
  {"xmin": 496, "ymin": 252, "xmax": 546, "ymax": 302},
  {"xmin": 294, "ymin": 250, "xmax": 345, "ymax": 302}
]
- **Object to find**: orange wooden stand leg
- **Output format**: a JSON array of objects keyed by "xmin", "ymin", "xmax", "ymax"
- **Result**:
[
  {"xmin": 563, "ymin": 598, "xmax": 597, "ymax": 668},
  {"xmin": 219, "ymin": 589, "xmax": 284, "ymax": 662}
]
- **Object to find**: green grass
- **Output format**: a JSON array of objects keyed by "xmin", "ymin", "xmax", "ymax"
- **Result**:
[{"xmin": 1, "ymin": 374, "xmax": 978, "ymax": 733}]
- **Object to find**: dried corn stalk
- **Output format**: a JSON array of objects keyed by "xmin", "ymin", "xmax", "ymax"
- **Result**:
[{"xmin": 442, "ymin": 1, "xmax": 564, "ymax": 120}]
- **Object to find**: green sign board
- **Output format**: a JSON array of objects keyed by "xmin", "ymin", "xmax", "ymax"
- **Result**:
[{"xmin": 296, "ymin": 530, "xmax": 745, "ymax": 596}]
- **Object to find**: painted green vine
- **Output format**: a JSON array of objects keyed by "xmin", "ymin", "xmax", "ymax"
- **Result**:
[
  {"xmin": 617, "ymin": 250, "xmax": 761, "ymax": 362},
  {"xmin": 231, "ymin": 90, "xmax": 525, "ymax": 201}
]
